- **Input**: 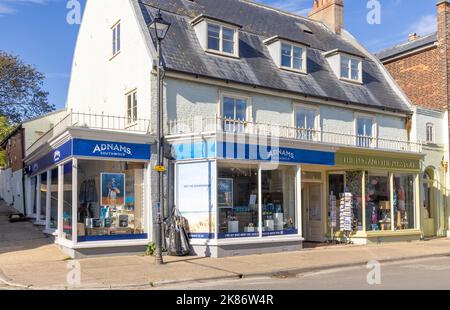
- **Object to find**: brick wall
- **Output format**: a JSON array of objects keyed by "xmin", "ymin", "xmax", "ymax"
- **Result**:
[
  {"xmin": 5, "ymin": 129, "xmax": 24, "ymax": 172},
  {"xmin": 383, "ymin": 46, "xmax": 445, "ymax": 111}
]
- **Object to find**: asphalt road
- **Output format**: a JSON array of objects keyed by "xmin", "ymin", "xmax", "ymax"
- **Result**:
[{"xmin": 160, "ymin": 256, "xmax": 450, "ymax": 290}]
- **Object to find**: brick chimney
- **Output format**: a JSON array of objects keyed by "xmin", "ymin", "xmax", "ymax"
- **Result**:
[
  {"xmin": 437, "ymin": 1, "xmax": 449, "ymax": 113},
  {"xmin": 308, "ymin": 0, "xmax": 344, "ymax": 34}
]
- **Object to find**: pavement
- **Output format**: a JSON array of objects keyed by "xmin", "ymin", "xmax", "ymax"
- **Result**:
[{"xmin": 1, "ymin": 200, "xmax": 450, "ymax": 290}]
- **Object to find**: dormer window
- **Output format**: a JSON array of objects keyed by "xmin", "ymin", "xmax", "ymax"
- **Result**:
[
  {"xmin": 281, "ymin": 43, "xmax": 306, "ymax": 72},
  {"xmin": 191, "ymin": 15, "xmax": 241, "ymax": 58},
  {"xmin": 340, "ymin": 55, "xmax": 362, "ymax": 82},
  {"xmin": 264, "ymin": 36, "xmax": 308, "ymax": 74},
  {"xmin": 207, "ymin": 23, "xmax": 236, "ymax": 55}
]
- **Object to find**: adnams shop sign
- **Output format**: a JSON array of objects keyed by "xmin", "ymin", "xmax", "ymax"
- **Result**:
[{"xmin": 72, "ymin": 139, "xmax": 151, "ymax": 160}]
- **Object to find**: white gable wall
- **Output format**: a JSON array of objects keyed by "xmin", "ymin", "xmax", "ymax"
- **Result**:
[{"xmin": 66, "ymin": 0, "xmax": 153, "ymax": 120}]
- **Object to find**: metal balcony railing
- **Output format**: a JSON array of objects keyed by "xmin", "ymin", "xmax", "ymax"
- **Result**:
[
  {"xmin": 167, "ymin": 116, "xmax": 422, "ymax": 153},
  {"xmin": 27, "ymin": 112, "xmax": 151, "ymax": 155}
]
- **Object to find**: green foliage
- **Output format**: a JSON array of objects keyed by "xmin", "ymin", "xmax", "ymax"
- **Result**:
[
  {"xmin": 145, "ymin": 242, "xmax": 157, "ymax": 256},
  {"xmin": 0, "ymin": 50, "xmax": 54, "ymax": 124},
  {"xmin": 0, "ymin": 116, "xmax": 13, "ymax": 168}
]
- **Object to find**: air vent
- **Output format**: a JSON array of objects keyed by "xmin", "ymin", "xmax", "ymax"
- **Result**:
[{"xmin": 297, "ymin": 23, "xmax": 313, "ymax": 34}]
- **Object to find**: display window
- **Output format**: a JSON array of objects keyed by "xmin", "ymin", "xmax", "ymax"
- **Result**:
[
  {"xmin": 365, "ymin": 172, "xmax": 391, "ymax": 231},
  {"xmin": 394, "ymin": 173, "xmax": 415, "ymax": 230},
  {"xmin": 261, "ymin": 167, "xmax": 296, "ymax": 236},
  {"xmin": 218, "ymin": 163, "xmax": 259, "ymax": 238},
  {"xmin": 39, "ymin": 172, "xmax": 47, "ymax": 222},
  {"xmin": 77, "ymin": 160, "xmax": 146, "ymax": 242},
  {"xmin": 344, "ymin": 171, "xmax": 363, "ymax": 232},
  {"xmin": 63, "ymin": 162, "xmax": 73, "ymax": 240},
  {"xmin": 50, "ymin": 168, "xmax": 58, "ymax": 229}
]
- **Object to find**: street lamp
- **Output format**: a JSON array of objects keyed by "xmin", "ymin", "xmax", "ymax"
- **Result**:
[{"xmin": 149, "ymin": 9, "xmax": 171, "ymax": 265}]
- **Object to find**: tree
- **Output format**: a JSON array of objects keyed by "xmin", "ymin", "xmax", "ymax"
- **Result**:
[
  {"xmin": 0, "ymin": 116, "xmax": 13, "ymax": 168},
  {"xmin": 0, "ymin": 51, "xmax": 54, "ymax": 124}
]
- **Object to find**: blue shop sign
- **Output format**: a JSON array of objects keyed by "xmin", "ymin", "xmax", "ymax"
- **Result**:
[
  {"xmin": 172, "ymin": 140, "xmax": 335, "ymax": 166},
  {"xmin": 73, "ymin": 139, "xmax": 151, "ymax": 160},
  {"xmin": 28, "ymin": 140, "xmax": 73, "ymax": 176}
]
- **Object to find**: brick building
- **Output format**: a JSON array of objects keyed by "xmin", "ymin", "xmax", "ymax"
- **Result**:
[{"xmin": 376, "ymin": 0, "xmax": 450, "ymax": 237}]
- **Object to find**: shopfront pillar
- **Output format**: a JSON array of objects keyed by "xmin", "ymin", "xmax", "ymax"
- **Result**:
[
  {"xmin": 296, "ymin": 165, "xmax": 302, "ymax": 238},
  {"xmin": 258, "ymin": 165, "xmax": 263, "ymax": 238},
  {"xmin": 362, "ymin": 171, "xmax": 366, "ymax": 232},
  {"xmin": 57, "ymin": 165, "xmax": 64, "ymax": 238},
  {"xmin": 72, "ymin": 158, "xmax": 78, "ymax": 244},
  {"xmin": 45, "ymin": 171, "xmax": 51, "ymax": 230},
  {"xmin": 36, "ymin": 175, "xmax": 42, "ymax": 223}
]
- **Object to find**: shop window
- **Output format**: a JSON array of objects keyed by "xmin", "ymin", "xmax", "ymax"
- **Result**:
[
  {"xmin": 344, "ymin": 171, "xmax": 363, "ymax": 232},
  {"xmin": 218, "ymin": 163, "xmax": 259, "ymax": 238},
  {"xmin": 261, "ymin": 167, "xmax": 296, "ymax": 236},
  {"xmin": 328, "ymin": 174, "xmax": 345, "ymax": 231},
  {"xmin": 77, "ymin": 160, "xmax": 145, "ymax": 242},
  {"xmin": 63, "ymin": 162, "xmax": 73, "ymax": 240},
  {"xmin": 365, "ymin": 172, "xmax": 391, "ymax": 231},
  {"xmin": 31, "ymin": 176, "xmax": 37, "ymax": 215},
  {"xmin": 40, "ymin": 172, "xmax": 47, "ymax": 222},
  {"xmin": 50, "ymin": 168, "xmax": 58, "ymax": 230},
  {"xmin": 394, "ymin": 173, "xmax": 415, "ymax": 230}
]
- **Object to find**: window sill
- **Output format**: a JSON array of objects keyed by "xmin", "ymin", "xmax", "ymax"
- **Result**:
[
  {"xmin": 280, "ymin": 66, "xmax": 307, "ymax": 75},
  {"xmin": 109, "ymin": 51, "xmax": 121, "ymax": 61},
  {"xmin": 206, "ymin": 49, "xmax": 240, "ymax": 60},
  {"xmin": 339, "ymin": 77, "xmax": 363, "ymax": 85}
]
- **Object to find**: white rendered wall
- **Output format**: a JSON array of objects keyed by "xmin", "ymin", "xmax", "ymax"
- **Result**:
[{"xmin": 66, "ymin": 0, "xmax": 153, "ymax": 120}]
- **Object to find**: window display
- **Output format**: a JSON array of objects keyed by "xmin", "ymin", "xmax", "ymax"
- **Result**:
[
  {"xmin": 345, "ymin": 171, "xmax": 363, "ymax": 231},
  {"xmin": 394, "ymin": 173, "xmax": 415, "ymax": 230},
  {"xmin": 218, "ymin": 163, "xmax": 259, "ymax": 238},
  {"xmin": 77, "ymin": 160, "xmax": 145, "ymax": 241},
  {"xmin": 39, "ymin": 172, "xmax": 47, "ymax": 222},
  {"xmin": 261, "ymin": 167, "xmax": 296, "ymax": 236},
  {"xmin": 63, "ymin": 162, "xmax": 73, "ymax": 240},
  {"xmin": 365, "ymin": 172, "xmax": 390, "ymax": 231},
  {"xmin": 50, "ymin": 168, "xmax": 58, "ymax": 229}
]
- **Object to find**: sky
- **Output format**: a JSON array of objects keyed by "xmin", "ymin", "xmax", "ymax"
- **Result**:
[{"xmin": 0, "ymin": 0, "xmax": 439, "ymax": 111}]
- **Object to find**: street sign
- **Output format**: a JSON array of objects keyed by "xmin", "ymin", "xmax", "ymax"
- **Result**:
[{"xmin": 155, "ymin": 165, "xmax": 166, "ymax": 172}]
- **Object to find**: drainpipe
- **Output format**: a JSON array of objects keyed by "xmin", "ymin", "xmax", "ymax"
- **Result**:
[{"xmin": 20, "ymin": 127, "xmax": 27, "ymax": 217}]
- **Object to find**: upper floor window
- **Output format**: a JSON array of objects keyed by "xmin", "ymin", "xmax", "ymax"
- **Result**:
[
  {"xmin": 281, "ymin": 43, "xmax": 306, "ymax": 73},
  {"xmin": 295, "ymin": 106, "xmax": 318, "ymax": 141},
  {"xmin": 207, "ymin": 23, "xmax": 237, "ymax": 56},
  {"xmin": 341, "ymin": 55, "xmax": 362, "ymax": 82},
  {"xmin": 112, "ymin": 22, "xmax": 121, "ymax": 57},
  {"xmin": 222, "ymin": 95, "xmax": 249, "ymax": 133},
  {"xmin": 126, "ymin": 90, "xmax": 137, "ymax": 124},
  {"xmin": 356, "ymin": 116, "xmax": 375, "ymax": 147},
  {"xmin": 426, "ymin": 123, "xmax": 434, "ymax": 143}
]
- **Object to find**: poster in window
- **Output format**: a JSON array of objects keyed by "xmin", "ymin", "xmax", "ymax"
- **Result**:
[
  {"xmin": 218, "ymin": 178, "xmax": 233, "ymax": 207},
  {"xmin": 100, "ymin": 173, "xmax": 125, "ymax": 206}
]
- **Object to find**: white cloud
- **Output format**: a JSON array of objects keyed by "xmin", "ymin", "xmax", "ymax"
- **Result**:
[
  {"xmin": 0, "ymin": 0, "xmax": 51, "ymax": 16},
  {"xmin": 406, "ymin": 14, "xmax": 437, "ymax": 36}
]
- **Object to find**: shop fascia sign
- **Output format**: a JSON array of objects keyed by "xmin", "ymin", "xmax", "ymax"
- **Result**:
[
  {"xmin": 336, "ymin": 153, "xmax": 420, "ymax": 170},
  {"xmin": 92, "ymin": 142, "xmax": 133, "ymax": 156}
]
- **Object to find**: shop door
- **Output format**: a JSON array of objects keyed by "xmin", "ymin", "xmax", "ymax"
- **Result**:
[{"xmin": 302, "ymin": 183, "xmax": 323, "ymax": 242}]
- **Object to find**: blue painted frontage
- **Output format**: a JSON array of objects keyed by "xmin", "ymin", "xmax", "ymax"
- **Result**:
[
  {"xmin": 172, "ymin": 140, "xmax": 335, "ymax": 166},
  {"xmin": 28, "ymin": 139, "xmax": 152, "ymax": 176}
]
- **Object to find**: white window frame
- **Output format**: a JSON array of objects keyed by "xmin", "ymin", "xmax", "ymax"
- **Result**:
[
  {"xmin": 126, "ymin": 89, "xmax": 138, "ymax": 125},
  {"xmin": 293, "ymin": 103, "xmax": 320, "ymax": 141},
  {"xmin": 354, "ymin": 113, "xmax": 377, "ymax": 147},
  {"xmin": 206, "ymin": 22, "xmax": 239, "ymax": 58},
  {"xmin": 111, "ymin": 21, "xmax": 121, "ymax": 58},
  {"xmin": 280, "ymin": 41, "xmax": 307, "ymax": 74},
  {"xmin": 340, "ymin": 54, "xmax": 362, "ymax": 83},
  {"xmin": 426, "ymin": 123, "xmax": 434, "ymax": 143},
  {"xmin": 219, "ymin": 92, "xmax": 252, "ymax": 133}
]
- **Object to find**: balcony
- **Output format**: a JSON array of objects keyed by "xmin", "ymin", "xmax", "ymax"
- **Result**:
[
  {"xmin": 26, "ymin": 112, "xmax": 151, "ymax": 155},
  {"xmin": 167, "ymin": 116, "xmax": 422, "ymax": 154}
]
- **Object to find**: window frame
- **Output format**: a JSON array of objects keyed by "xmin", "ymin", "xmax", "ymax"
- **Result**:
[
  {"xmin": 354, "ymin": 113, "xmax": 377, "ymax": 147},
  {"xmin": 219, "ymin": 92, "xmax": 252, "ymax": 122},
  {"xmin": 280, "ymin": 41, "xmax": 308, "ymax": 74},
  {"xmin": 126, "ymin": 89, "xmax": 138, "ymax": 126},
  {"xmin": 111, "ymin": 21, "xmax": 121, "ymax": 58},
  {"xmin": 206, "ymin": 22, "xmax": 239, "ymax": 58},
  {"xmin": 340, "ymin": 54, "xmax": 362, "ymax": 83},
  {"xmin": 426, "ymin": 123, "xmax": 434, "ymax": 143}
]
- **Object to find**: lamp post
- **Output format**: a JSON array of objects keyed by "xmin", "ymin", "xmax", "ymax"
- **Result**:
[{"xmin": 149, "ymin": 10, "xmax": 171, "ymax": 265}]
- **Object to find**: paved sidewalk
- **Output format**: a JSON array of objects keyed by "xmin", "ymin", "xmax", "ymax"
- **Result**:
[{"xmin": 1, "ymin": 201, "xmax": 450, "ymax": 290}]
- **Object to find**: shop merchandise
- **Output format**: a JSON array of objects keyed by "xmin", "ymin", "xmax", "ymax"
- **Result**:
[{"xmin": 339, "ymin": 192, "xmax": 353, "ymax": 232}]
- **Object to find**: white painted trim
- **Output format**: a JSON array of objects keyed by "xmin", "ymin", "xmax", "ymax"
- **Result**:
[
  {"xmin": 219, "ymin": 91, "xmax": 253, "ymax": 123},
  {"xmin": 279, "ymin": 40, "xmax": 308, "ymax": 74},
  {"xmin": 57, "ymin": 165, "xmax": 64, "ymax": 239},
  {"xmin": 72, "ymin": 158, "xmax": 78, "ymax": 244},
  {"xmin": 293, "ymin": 102, "xmax": 321, "ymax": 131},
  {"xmin": 45, "ymin": 170, "xmax": 51, "ymax": 230},
  {"xmin": 204, "ymin": 21, "xmax": 240, "ymax": 58}
]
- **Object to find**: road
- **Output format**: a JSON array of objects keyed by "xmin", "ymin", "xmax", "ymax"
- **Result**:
[{"xmin": 160, "ymin": 256, "xmax": 450, "ymax": 290}]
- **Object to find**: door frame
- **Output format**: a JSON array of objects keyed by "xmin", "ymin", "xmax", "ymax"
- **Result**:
[{"xmin": 302, "ymin": 179, "xmax": 325, "ymax": 242}]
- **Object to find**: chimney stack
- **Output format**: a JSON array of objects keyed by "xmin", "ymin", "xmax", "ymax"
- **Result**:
[
  {"xmin": 408, "ymin": 33, "xmax": 420, "ymax": 42},
  {"xmin": 308, "ymin": 0, "xmax": 344, "ymax": 34}
]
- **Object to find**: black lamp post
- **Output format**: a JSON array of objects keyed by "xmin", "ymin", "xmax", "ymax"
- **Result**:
[{"xmin": 149, "ymin": 10, "xmax": 171, "ymax": 265}]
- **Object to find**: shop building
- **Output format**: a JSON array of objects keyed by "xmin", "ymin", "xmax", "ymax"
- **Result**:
[
  {"xmin": 14, "ymin": 0, "xmax": 430, "ymax": 257},
  {"xmin": 375, "ymin": 0, "xmax": 450, "ymax": 237}
]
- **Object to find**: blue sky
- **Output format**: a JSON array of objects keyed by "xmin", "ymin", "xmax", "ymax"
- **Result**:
[{"xmin": 0, "ymin": 0, "xmax": 438, "ymax": 110}]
